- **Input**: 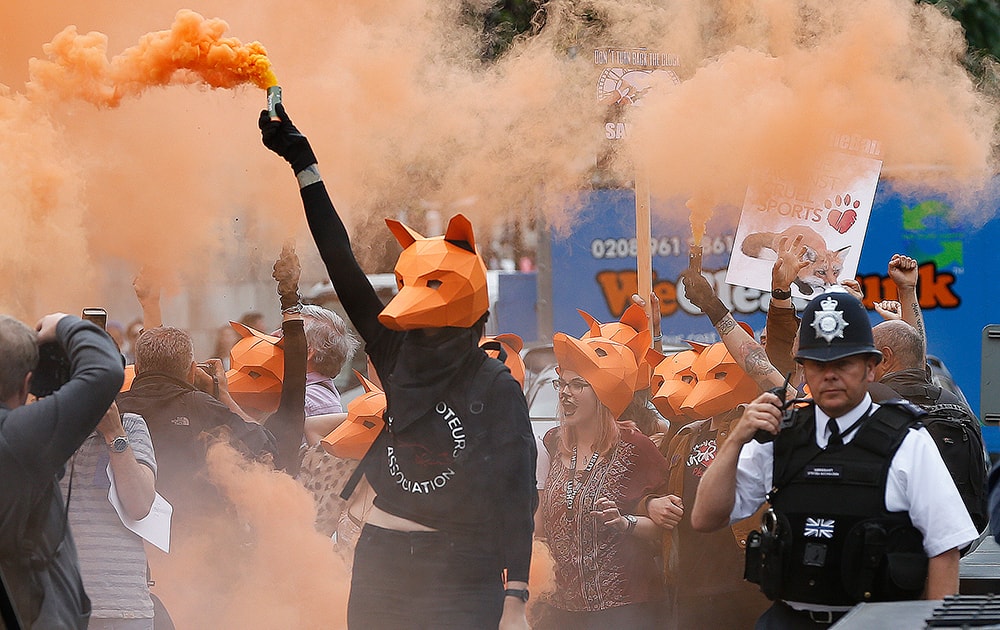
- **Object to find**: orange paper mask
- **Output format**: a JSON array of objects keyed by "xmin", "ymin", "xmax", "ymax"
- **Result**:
[
  {"xmin": 480, "ymin": 333, "xmax": 525, "ymax": 387},
  {"xmin": 378, "ymin": 213, "xmax": 489, "ymax": 330},
  {"xmin": 225, "ymin": 321, "xmax": 285, "ymax": 414},
  {"xmin": 680, "ymin": 340, "xmax": 759, "ymax": 420},
  {"xmin": 579, "ymin": 303, "xmax": 654, "ymax": 390},
  {"xmin": 650, "ymin": 344, "xmax": 704, "ymax": 422},
  {"xmin": 321, "ymin": 371, "xmax": 386, "ymax": 460},
  {"xmin": 120, "ymin": 364, "xmax": 136, "ymax": 392},
  {"xmin": 552, "ymin": 333, "xmax": 638, "ymax": 419}
]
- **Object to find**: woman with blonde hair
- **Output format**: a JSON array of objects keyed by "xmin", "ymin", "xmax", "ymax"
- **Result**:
[{"xmin": 535, "ymin": 333, "xmax": 669, "ymax": 629}]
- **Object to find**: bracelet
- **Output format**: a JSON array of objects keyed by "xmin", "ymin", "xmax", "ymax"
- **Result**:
[
  {"xmin": 623, "ymin": 513, "xmax": 638, "ymax": 535},
  {"xmin": 771, "ymin": 288, "xmax": 792, "ymax": 301},
  {"xmin": 652, "ymin": 334, "xmax": 662, "ymax": 341},
  {"xmin": 281, "ymin": 302, "xmax": 303, "ymax": 315},
  {"xmin": 296, "ymin": 164, "xmax": 322, "ymax": 189}
]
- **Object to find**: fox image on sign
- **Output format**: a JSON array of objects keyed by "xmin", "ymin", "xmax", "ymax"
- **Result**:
[{"xmin": 740, "ymin": 225, "xmax": 850, "ymax": 296}]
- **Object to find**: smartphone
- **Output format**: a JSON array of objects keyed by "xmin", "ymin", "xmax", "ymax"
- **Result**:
[{"xmin": 82, "ymin": 307, "xmax": 108, "ymax": 330}]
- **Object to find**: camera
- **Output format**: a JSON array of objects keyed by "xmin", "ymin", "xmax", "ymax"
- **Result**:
[
  {"xmin": 30, "ymin": 307, "xmax": 110, "ymax": 398},
  {"xmin": 29, "ymin": 342, "xmax": 72, "ymax": 399}
]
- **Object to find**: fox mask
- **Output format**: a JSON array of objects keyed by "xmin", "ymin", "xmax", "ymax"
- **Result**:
[
  {"xmin": 378, "ymin": 213, "xmax": 489, "ymax": 330},
  {"xmin": 321, "ymin": 371, "xmax": 386, "ymax": 460},
  {"xmin": 579, "ymin": 303, "xmax": 653, "ymax": 390},
  {"xmin": 226, "ymin": 321, "xmax": 284, "ymax": 414},
  {"xmin": 553, "ymin": 333, "xmax": 638, "ymax": 420}
]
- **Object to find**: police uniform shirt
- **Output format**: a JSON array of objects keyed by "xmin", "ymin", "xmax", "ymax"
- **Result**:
[{"xmin": 731, "ymin": 392, "xmax": 978, "ymax": 563}]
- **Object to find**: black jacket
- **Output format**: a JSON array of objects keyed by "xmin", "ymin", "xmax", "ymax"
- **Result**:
[
  {"xmin": 117, "ymin": 373, "xmax": 276, "ymax": 525},
  {"xmin": 0, "ymin": 317, "xmax": 124, "ymax": 629}
]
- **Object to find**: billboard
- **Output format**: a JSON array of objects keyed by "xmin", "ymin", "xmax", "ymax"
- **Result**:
[{"xmin": 549, "ymin": 185, "xmax": 998, "ymax": 430}]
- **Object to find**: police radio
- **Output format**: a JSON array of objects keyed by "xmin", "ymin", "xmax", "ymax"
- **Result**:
[{"xmin": 753, "ymin": 372, "xmax": 799, "ymax": 443}]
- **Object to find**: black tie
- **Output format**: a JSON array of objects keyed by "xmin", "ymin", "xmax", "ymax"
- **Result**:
[{"xmin": 826, "ymin": 418, "xmax": 842, "ymax": 448}]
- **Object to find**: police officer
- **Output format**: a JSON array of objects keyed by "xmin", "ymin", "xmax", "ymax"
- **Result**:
[{"xmin": 691, "ymin": 290, "xmax": 977, "ymax": 628}]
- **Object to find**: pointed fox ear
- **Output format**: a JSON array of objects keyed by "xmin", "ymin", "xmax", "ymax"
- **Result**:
[
  {"xmin": 354, "ymin": 370, "xmax": 382, "ymax": 394},
  {"xmin": 385, "ymin": 219, "xmax": 424, "ymax": 249},
  {"xmin": 835, "ymin": 246, "xmax": 851, "ymax": 262},
  {"xmin": 619, "ymin": 303, "xmax": 649, "ymax": 332},
  {"xmin": 577, "ymin": 309, "xmax": 601, "ymax": 337},
  {"xmin": 444, "ymin": 213, "xmax": 477, "ymax": 251},
  {"xmin": 229, "ymin": 321, "xmax": 254, "ymax": 338}
]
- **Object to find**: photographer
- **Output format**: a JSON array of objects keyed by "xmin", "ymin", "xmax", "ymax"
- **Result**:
[
  {"xmin": 691, "ymin": 291, "xmax": 977, "ymax": 628},
  {"xmin": 0, "ymin": 313, "xmax": 125, "ymax": 629}
]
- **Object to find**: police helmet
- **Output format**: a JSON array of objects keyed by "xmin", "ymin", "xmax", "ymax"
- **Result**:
[{"xmin": 795, "ymin": 290, "xmax": 882, "ymax": 364}]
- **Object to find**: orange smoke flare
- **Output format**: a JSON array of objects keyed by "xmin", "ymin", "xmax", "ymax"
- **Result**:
[
  {"xmin": 27, "ymin": 9, "xmax": 277, "ymax": 108},
  {"xmin": 685, "ymin": 196, "xmax": 714, "ymax": 245}
]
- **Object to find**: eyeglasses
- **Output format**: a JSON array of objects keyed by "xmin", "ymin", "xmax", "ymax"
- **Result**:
[{"xmin": 551, "ymin": 379, "xmax": 591, "ymax": 395}]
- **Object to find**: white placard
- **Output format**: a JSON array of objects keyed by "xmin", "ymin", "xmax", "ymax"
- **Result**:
[
  {"xmin": 107, "ymin": 464, "xmax": 172, "ymax": 553},
  {"xmin": 726, "ymin": 149, "xmax": 883, "ymax": 298}
]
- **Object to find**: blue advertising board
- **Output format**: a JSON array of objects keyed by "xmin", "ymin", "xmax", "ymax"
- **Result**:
[{"xmin": 549, "ymin": 185, "xmax": 1000, "ymax": 446}]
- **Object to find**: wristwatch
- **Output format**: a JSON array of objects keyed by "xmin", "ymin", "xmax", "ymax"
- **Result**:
[
  {"xmin": 623, "ymin": 513, "xmax": 638, "ymax": 534},
  {"xmin": 109, "ymin": 435, "xmax": 129, "ymax": 454},
  {"xmin": 504, "ymin": 588, "xmax": 529, "ymax": 602}
]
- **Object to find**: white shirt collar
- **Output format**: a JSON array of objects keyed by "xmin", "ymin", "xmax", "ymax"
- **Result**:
[{"xmin": 813, "ymin": 392, "xmax": 878, "ymax": 448}]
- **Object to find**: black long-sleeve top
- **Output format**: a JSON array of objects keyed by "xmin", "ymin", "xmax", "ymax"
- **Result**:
[{"xmin": 298, "ymin": 181, "xmax": 537, "ymax": 582}]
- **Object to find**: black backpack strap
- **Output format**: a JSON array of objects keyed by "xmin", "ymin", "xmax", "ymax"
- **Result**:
[
  {"xmin": 464, "ymin": 356, "xmax": 509, "ymax": 418},
  {"xmin": 338, "ymin": 428, "xmax": 384, "ymax": 501},
  {"xmin": 849, "ymin": 400, "xmax": 924, "ymax": 460}
]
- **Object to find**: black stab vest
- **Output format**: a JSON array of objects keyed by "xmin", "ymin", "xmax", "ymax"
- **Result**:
[{"xmin": 766, "ymin": 401, "xmax": 926, "ymax": 605}]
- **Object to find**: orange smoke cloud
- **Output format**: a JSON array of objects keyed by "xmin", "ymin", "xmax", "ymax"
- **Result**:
[
  {"xmin": 26, "ymin": 9, "xmax": 276, "ymax": 108},
  {"xmin": 147, "ymin": 442, "xmax": 349, "ymax": 629},
  {"xmin": 0, "ymin": 1, "xmax": 996, "ymax": 324},
  {"xmin": 624, "ymin": 0, "xmax": 999, "ymax": 222}
]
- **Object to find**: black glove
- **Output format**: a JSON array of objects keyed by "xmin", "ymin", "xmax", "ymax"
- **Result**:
[
  {"xmin": 681, "ymin": 269, "xmax": 729, "ymax": 325},
  {"xmin": 258, "ymin": 102, "xmax": 318, "ymax": 174}
]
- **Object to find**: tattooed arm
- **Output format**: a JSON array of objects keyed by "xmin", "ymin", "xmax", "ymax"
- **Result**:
[
  {"xmin": 887, "ymin": 254, "xmax": 926, "ymax": 360},
  {"xmin": 682, "ymin": 271, "xmax": 793, "ymax": 396},
  {"xmin": 716, "ymin": 313, "xmax": 792, "ymax": 394}
]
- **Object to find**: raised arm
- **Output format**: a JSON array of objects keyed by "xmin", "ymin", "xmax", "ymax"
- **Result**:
[
  {"xmin": 681, "ymin": 270, "xmax": 791, "ymax": 395},
  {"xmin": 266, "ymin": 242, "xmax": 307, "ymax": 472},
  {"xmin": 259, "ymin": 104, "xmax": 386, "ymax": 344},
  {"xmin": 132, "ymin": 268, "xmax": 162, "ymax": 331},
  {"xmin": 11, "ymin": 315, "xmax": 125, "ymax": 476},
  {"xmin": 887, "ymin": 254, "xmax": 926, "ymax": 359},
  {"xmin": 766, "ymin": 235, "xmax": 808, "ymax": 379}
]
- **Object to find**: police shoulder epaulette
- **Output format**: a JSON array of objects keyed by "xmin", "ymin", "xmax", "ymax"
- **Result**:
[{"xmin": 878, "ymin": 398, "xmax": 928, "ymax": 419}]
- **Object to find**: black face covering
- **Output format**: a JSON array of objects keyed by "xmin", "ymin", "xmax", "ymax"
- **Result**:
[{"xmin": 386, "ymin": 326, "xmax": 484, "ymax": 433}]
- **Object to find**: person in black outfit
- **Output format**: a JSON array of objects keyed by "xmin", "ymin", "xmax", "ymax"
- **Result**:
[
  {"xmin": 260, "ymin": 102, "xmax": 537, "ymax": 629},
  {"xmin": 0, "ymin": 312, "xmax": 124, "ymax": 629}
]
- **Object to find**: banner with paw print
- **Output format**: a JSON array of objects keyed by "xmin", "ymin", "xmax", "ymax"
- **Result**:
[{"xmin": 725, "ymin": 136, "xmax": 882, "ymax": 299}]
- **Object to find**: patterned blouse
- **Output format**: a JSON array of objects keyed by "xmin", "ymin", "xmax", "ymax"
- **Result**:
[{"xmin": 540, "ymin": 427, "xmax": 669, "ymax": 612}]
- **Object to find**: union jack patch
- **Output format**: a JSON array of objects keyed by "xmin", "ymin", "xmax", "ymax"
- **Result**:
[{"xmin": 804, "ymin": 517, "xmax": 835, "ymax": 538}]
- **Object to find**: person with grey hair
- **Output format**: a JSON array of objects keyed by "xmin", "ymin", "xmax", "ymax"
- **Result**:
[
  {"xmin": 300, "ymin": 304, "xmax": 359, "ymax": 418},
  {"xmin": 0, "ymin": 312, "xmax": 124, "ymax": 629}
]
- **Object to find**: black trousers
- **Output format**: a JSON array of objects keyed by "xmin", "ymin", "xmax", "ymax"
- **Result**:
[
  {"xmin": 755, "ymin": 600, "xmax": 848, "ymax": 629},
  {"xmin": 348, "ymin": 524, "xmax": 504, "ymax": 630}
]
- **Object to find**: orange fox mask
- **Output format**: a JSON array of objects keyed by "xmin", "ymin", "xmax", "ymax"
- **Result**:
[
  {"xmin": 552, "ymin": 333, "xmax": 638, "ymax": 419},
  {"xmin": 679, "ymin": 337, "xmax": 759, "ymax": 421},
  {"xmin": 650, "ymin": 344, "xmax": 704, "ymax": 422},
  {"xmin": 579, "ymin": 303, "xmax": 653, "ymax": 390},
  {"xmin": 480, "ymin": 332, "xmax": 525, "ymax": 387},
  {"xmin": 321, "ymin": 371, "xmax": 386, "ymax": 460},
  {"xmin": 378, "ymin": 213, "xmax": 489, "ymax": 331},
  {"xmin": 226, "ymin": 321, "xmax": 284, "ymax": 414}
]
